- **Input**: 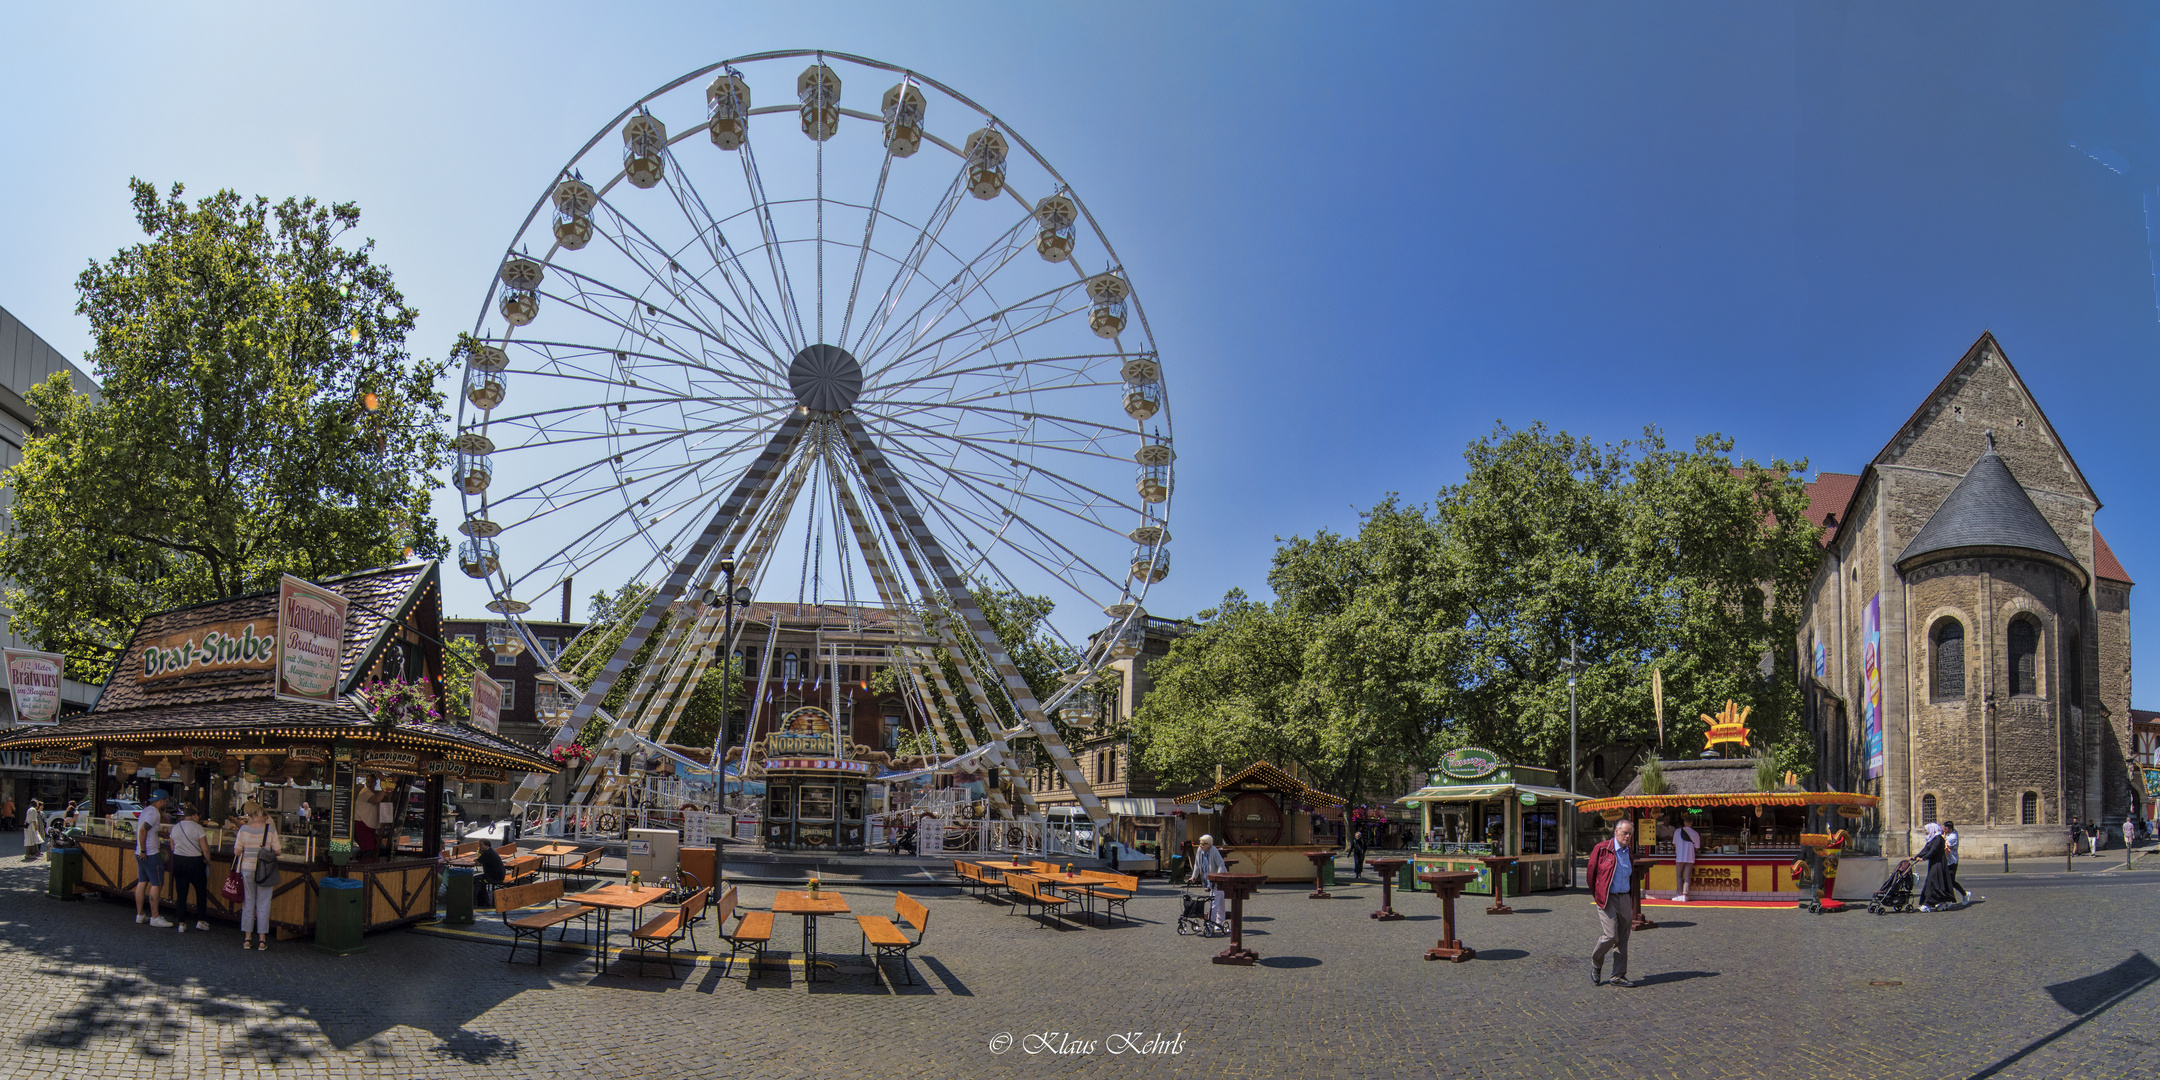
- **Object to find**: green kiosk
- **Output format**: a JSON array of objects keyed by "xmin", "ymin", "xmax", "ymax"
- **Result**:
[{"xmin": 1398, "ymin": 747, "xmax": 1584, "ymax": 896}]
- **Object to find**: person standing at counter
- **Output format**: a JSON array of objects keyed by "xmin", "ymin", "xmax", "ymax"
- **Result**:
[
  {"xmin": 1587, "ymin": 819, "xmax": 1636, "ymax": 988},
  {"xmin": 1671, "ymin": 817, "xmax": 1700, "ymax": 903},
  {"xmin": 234, "ymin": 802, "xmax": 280, "ymax": 951},
  {"xmin": 21, "ymin": 800, "xmax": 44, "ymax": 861},
  {"xmin": 134, "ymin": 789, "xmax": 172, "ymax": 928},
  {"xmin": 354, "ymin": 778, "xmax": 382, "ymax": 860},
  {"xmin": 168, "ymin": 805, "xmax": 211, "ymax": 933}
]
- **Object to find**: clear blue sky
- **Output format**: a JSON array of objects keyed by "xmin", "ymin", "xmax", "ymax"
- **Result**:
[{"xmin": 2, "ymin": 3, "xmax": 2156, "ymax": 704}]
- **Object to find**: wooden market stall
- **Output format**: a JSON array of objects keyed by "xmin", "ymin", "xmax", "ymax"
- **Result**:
[
  {"xmin": 0, "ymin": 562, "xmax": 558, "ymax": 937},
  {"xmin": 1575, "ymin": 759, "xmax": 1880, "ymax": 902},
  {"xmin": 756, "ymin": 706, "xmax": 874, "ymax": 852},
  {"xmin": 1172, "ymin": 761, "xmax": 1345, "ymax": 882},
  {"xmin": 1397, "ymin": 747, "xmax": 1584, "ymax": 896}
]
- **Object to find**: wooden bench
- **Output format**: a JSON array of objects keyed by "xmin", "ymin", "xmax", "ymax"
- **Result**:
[
  {"xmin": 626, "ymin": 886, "xmax": 706, "ymax": 978},
  {"xmin": 1007, "ymin": 875, "xmax": 1068, "ymax": 928},
  {"xmin": 559, "ymin": 848, "xmax": 604, "ymax": 884},
  {"xmin": 452, "ymin": 840, "xmax": 482, "ymax": 857},
  {"xmin": 494, "ymin": 879, "xmax": 592, "ymax": 965},
  {"xmin": 1075, "ymin": 873, "xmax": 1139, "ymax": 926},
  {"xmin": 714, "ymin": 887, "xmax": 774, "ymax": 981},
  {"xmin": 857, "ymin": 892, "xmax": 931, "ymax": 985},
  {"xmin": 952, "ymin": 860, "xmax": 975, "ymax": 899}
]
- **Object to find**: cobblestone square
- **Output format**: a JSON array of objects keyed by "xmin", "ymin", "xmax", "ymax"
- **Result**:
[{"xmin": 2, "ymin": 847, "xmax": 2157, "ymax": 1079}]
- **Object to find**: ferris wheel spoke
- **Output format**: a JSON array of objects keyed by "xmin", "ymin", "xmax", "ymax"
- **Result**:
[
  {"xmin": 868, "ymin": 352, "xmax": 1128, "ymax": 395},
  {"xmin": 647, "ymin": 149, "xmax": 801, "ymax": 360},
  {"xmin": 851, "ymin": 168, "xmax": 968, "ymax": 358},
  {"xmin": 735, "ymin": 139, "xmax": 809, "ymax": 351},
  {"xmin": 585, "ymin": 200, "xmax": 780, "ymax": 364},
  {"xmin": 860, "ymin": 213, "xmax": 1034, "ymax": 365},
  {"xmin": 835, "ymin": 136, "xmax": 901, "ymax": 350},
  {"xmin": 545, "ymin": 261, "xmax": 787, "ymax": 387},
  {"xmin": 866, "ymin": 280, "xmax": 1089, "ymax": 386},
  {"xmin": 534, "ymin": 271, "xmax": 790, "ymax": 398},
  {"xmin": 860, "ymin": 403, "xmax": 1139, "ymax": 466},
  {"xmin": 862, "ymin": 426, "xmax": 1131, "ymax": 591}
]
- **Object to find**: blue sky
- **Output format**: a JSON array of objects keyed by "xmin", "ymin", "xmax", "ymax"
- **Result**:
[{"xmin": 2, "ymin": 3, "xmax": 2156, "ymax": 703}]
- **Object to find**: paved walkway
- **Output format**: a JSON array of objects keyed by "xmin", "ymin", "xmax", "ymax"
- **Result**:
[{"xmin": 2, "ymin": 838, "xmax": 2156, "ymax": 1078}]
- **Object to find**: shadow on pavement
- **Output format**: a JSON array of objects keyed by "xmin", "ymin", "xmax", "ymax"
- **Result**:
[
  {"xmin": 1258, "ymin": 956, "xmax": 1321, "ymax": 969},
  {"xmin": 1633, "ymin": 970, "xmax": 1720, "ymax": 986},
  {"xmin": 1968, "ymin": 952, "xmax": 2160, "ymax": 1080},
  {"xmin": 1474, "ymin": 949, "xmax": 1529, "ymax": 961}
]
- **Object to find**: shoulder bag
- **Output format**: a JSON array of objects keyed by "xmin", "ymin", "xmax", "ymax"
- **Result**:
[{"xmin": 251, "ymin": 827, "xmax": 279, "ymax": 885}]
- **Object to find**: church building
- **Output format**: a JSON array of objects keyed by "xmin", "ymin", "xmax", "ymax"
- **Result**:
[{"xmin": 1795, "ymin": 333, "xmax": 2134, "ymax": 856}]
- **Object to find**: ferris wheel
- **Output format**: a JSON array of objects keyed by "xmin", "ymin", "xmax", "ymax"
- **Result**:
[{"xmin": 450, "ymin": 51, "xmax": 1173, "ymax": 821}]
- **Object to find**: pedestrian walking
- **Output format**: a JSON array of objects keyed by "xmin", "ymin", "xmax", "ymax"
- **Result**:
[
  {"xmin": 2125, "ymin": 817, "xmax": 2139, "ymax": 856},
  {"xmin": 1587, "ymin": 819, "xmax": 1637, "ymax": 988},
  {"xmin": 1917, "ymin": 822, "xmax": 1954, "ymax": 911},
  {"xmin": 1672, "ymin": 816, "xmax": 1701, "ymax": 903},
  {"xmin": 1350, "ymin": 829, "xmax": 1368, "ymax": 879},
  {"xmin": 2, "ymin": 795, "xmax": 16, "ymax": 832},
  {"xmin": 2069, "ymin": 816, "xmax": 2083, "ymax": 857},
  {"xmin": 234, "ymin": 801, "xmax": 280, "ymax": 951},
  {"xmin": 168, "ymin": 804, "xmax": 211, "ymax": 932},
  {"xmin": 1942, "ymin": 821, "xmax": 1970, "ymax": 905},
  {"xmin": 21, "ymin": 800, "xmax": 45, "ymax": 861},
  {"xmin": 2088, "ymin": 821, "xmax": 2103, "ymax": 856},
  {"xmin": 1194, "ymin": 834, "xmax": 1229, "ymax": 930},
  {"xmin": 134, "ymin": 789, "xmax": 172, "ymax": 928}
]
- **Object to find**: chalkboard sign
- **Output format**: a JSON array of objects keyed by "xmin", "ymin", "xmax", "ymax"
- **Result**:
[{"xmin": 330, "ymin": 760, "xmax": 355, "ymax": 840}]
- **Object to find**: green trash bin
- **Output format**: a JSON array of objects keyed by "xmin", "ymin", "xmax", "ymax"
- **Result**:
[
  {"xmin": 1398, "ymin": 859, "xmax": 1419, "ymax": 893},
  {"xmin": 444, "ymin": 867, "xmax": 476, "ymax": 926},
  {"xmin": 314, "ymin": 876, "xmax": 368, "ymax": 955},
  {"xmin": 1319, "ymin": 855, "xmax": 1338, "ymax": 888},
  {"xmin": 47, "ymin": 846, "xmax": 82, "ymax": 901}
]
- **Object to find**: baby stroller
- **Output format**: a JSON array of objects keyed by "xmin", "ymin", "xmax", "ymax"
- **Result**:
[
  {"xmin": 1175, "ymin": 891, "xmax": 1224, "ymax": 936},
  {"xmin": 1867, "ymin": 858, "xmax": 1919, "ymax": 915}
]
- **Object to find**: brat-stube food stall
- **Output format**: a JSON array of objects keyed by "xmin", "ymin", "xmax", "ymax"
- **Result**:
[
  {"xmin": 1173, "ymin": 761, "xmax": 1345, "ymax": 881},
  {"xmin": 0, "ymin": 562, "xmax": 557, "ymax": 936},
  {"xmin": 1398, "ymin": 747, "xmax": 1583, "ymax": 896}
]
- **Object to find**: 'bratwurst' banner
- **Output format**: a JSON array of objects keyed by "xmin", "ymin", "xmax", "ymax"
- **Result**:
[
  {"xmin": 3, "ymin": 647, "xmax": 66, "ymax": 726},
  {"xmin": 275, "ymin": 574, "xmax": 350, "ymax": 706}
]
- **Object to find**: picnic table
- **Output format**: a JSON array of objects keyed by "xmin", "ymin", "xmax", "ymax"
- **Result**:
[
  {"xmin": 529, "ymin": 844, "xmax": 582, "ymax": 876},
  {"xmin": 566, "ymin": 884, "xmax": 671, "ymax": 973},
  {"xmin": 976, "ymin": 860, "xmax": 1033, "ymax": 873},
  {"xmin": 772, "ymin": 890, "xmax": 852, "ymax": 983}
]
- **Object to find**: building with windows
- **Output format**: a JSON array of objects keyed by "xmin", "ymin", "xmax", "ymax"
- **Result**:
[
  {"xmin": 1030, "ymin": 613, "xmax": 1188, "ymax": 847},
  {"xmin": 1794, "ymin": 333, "xmax": 2135, "ymax": 856},
  {"xmin": 441, "ymin": 617, "xmax": 584, "ymax": 817}
]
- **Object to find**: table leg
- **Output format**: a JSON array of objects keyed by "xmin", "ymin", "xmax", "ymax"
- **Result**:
[
  {"xmin": 802, "ymin": 914, "xmax": 819, "ymax": 984},
  {"xmin": 1424, "ymin": 892, "xmax": 1475, "ymax": 962},
  {"xmin": 1373, "ymin": 876, "xmax": 1402, "ymax": 920}
]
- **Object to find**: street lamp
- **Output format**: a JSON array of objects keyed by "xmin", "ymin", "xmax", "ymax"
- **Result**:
[
  {"xmin": 1559, "ymin": 637, "xmax": 1584, "ymax": 794},
  {"xmin": 704, "ymin": 559, "xmax": 754, "ymax": 890}
]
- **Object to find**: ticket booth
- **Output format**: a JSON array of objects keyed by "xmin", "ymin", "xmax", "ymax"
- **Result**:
[{"xmin": 758, "ymin": 707, "xmax": 871, "ymax": 852}]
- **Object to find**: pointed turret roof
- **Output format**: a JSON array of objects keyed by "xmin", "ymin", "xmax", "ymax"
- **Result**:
[{"xmin": 1896, "ymin": 434, "xmax": 2080, "ymax": 577}]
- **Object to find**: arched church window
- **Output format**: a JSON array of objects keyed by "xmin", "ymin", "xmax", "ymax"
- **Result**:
[
  {"xmin": 1920, "ymin": 793, "xmax": 1938, "ymax": 824},
  {"xmin": 783, "ymin": 651, "xmax": 799, "ymax": 681},
  {"xmin": 1932, "ymin": 619, "xmax": 1965, "ymax": 700},
  {"xmin": 2020, "ymin": 791, "xmax": 2038, "ymax": 825},
  {"xmin": 2008, "ymin": 618, "xmax": 2038, "ymax": 697}
]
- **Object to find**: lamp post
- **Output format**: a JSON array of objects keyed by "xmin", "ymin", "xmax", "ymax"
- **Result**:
[{"xmin": 704, "ymin": 560, "xmax": 755, "ymax": 890}]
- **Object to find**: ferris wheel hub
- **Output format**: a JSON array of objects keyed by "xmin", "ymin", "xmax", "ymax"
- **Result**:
[{"xmin": 788, "ymin": 342, "xmax": 865, "ymax": 413}]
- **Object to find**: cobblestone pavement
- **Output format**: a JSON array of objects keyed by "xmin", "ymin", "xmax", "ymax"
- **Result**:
[{"xmin": 1, "ymin": 844, "xmax": 2156, "ymax": 1079}]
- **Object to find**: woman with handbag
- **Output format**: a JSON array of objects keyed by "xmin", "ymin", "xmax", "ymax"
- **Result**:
[{"xmin": 233, "ymin": 802, "xmax": 281, "ymax": 951}]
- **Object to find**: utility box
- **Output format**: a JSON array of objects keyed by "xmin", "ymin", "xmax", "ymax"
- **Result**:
[{"xmin": 625, "ymin": 828, "xmax": 680, "ymax": 884}]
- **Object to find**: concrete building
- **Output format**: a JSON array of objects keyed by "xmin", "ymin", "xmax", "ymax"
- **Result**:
[
  {"xmin": 440, "ymin": 616, "xmax": 585, "ymax": 818},
  {"xmin": 1028, "ymin": 613, "xmax": 1188, "ymax": 857},
  {"xmin": 0, "ymin": 305, "xmax": 105, "ymax": 808},
  {"xmin": 1794, "ymin": 332, "xmax": 2135, "ymax": 856}
]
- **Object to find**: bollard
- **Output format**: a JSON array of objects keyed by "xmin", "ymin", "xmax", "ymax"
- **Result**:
[{"xmin": 2002, "ymin": 843, "xmax": 2008, "ymax": 874}]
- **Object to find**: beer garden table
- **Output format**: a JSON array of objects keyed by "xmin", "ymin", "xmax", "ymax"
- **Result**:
[
  {"xmin": 566, "ymin": 884, "xmax": 671, "ymax": 973},
  {"xmin": 772, "ymin": 890, "xmax": 852, "ymax": 983},
  {"xmin": 1368, "ymin": 856, "xmax": 1408, "ymax": 920}
]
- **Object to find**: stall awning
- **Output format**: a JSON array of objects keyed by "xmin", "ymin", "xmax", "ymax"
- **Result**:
[
  {"xmin": 1574, "ymin": 791, "xmax": 1882, "ymax": 813},
  {"xmin": 1397, "ymin": 783, "xmax": 1590, "ymax": 804}
]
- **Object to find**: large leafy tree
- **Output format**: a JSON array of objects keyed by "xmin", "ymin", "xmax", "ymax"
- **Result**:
[
  {"xmin": 1132, "ymin": 422, "xmax": 1824, "ymax": 801},
  {"xmin": 0, "ymin": 180, "xmax": 448, "ymax": 680}
]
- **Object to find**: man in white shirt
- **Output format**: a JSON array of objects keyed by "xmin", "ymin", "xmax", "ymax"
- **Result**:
[
  {"xmin": 133, "ymin": 789, "xmax": 172, "ymax": 928},
  {"xmin": 1672, "ymin": 816, "xmax": 1701, "ymax": 903}
]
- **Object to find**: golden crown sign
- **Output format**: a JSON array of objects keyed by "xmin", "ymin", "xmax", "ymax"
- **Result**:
[{"xmin": 1701, "ymin": 700, "xmax": 1752, "ymax": 751}]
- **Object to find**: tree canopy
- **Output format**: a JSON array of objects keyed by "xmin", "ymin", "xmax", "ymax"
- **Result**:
[
  {"xmin": 1132, "ymin": 423, "xmax": 1823, "ymax": 804},
  {"xmin": 0, "ymin": 180, "xmax": 449, "ymax": 680}
]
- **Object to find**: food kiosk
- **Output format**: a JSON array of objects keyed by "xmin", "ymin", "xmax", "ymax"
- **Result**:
[
  {"xmin": 1398, "ymin": 747, "xmax": 1584, "ymax": 895},
  {"xmin": 1171, "ymin": 761, "xmax": 1344, "ymax": 881},
  {"xmin": 0, "ymin": 563, "xmax": 558, "ymax": 936},
  {"xmin": 757, "ymin": 706, "xmax": 873, "ymax": 852}
]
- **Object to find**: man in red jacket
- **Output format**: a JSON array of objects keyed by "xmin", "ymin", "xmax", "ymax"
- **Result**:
[{"xmin": 1586, "ymin": 819, "xmax": 1637, "ymax": 988}]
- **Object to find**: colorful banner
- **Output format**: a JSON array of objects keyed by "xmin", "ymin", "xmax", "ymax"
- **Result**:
[
  {"xmin": 3, "ymin": 647, "xmax": 66, "ymax": 725},
  {"xmin": 274, "ymin": 575, "xmax": 349, "ymax": 705},
  {"xmin": 471, "ymin": 670, "xmax": 503, "ymax": 736},
  {"xmin": 1862, "ymin": 594, "xmax": 1884, "ymax": 780}
]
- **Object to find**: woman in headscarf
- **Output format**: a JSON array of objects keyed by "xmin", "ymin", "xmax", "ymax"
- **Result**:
[
  {"xmin": 1916, "ymin": 822, "xmax": 1955, "ymax": 912},
  {"xmin": 1194, "ymin": 834, "xmax": 1229, "ymax": 929}
]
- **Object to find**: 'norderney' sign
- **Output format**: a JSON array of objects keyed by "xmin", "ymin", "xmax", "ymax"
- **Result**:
[{"xmin": 274, "ymin": 575, "xmax": 349, "ymax": 706}]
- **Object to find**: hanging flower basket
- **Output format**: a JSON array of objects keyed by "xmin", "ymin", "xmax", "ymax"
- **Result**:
[
  {"xmin": 362, "ymin": 680, "xmax": 442, "ymax": 732},
  {"xmin": 550, "ymin": 743, "xmax": 596, "ymax": 766}
]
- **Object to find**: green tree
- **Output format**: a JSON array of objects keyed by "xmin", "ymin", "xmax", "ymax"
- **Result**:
[{"xmin": 0, "ymin": 180, "xmax": 448, "ymax": 680}]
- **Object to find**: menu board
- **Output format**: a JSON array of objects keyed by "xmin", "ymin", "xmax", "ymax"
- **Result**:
[{"xmin": 329, "ymin": 759, "xmax": 356, "ymax": 840}]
